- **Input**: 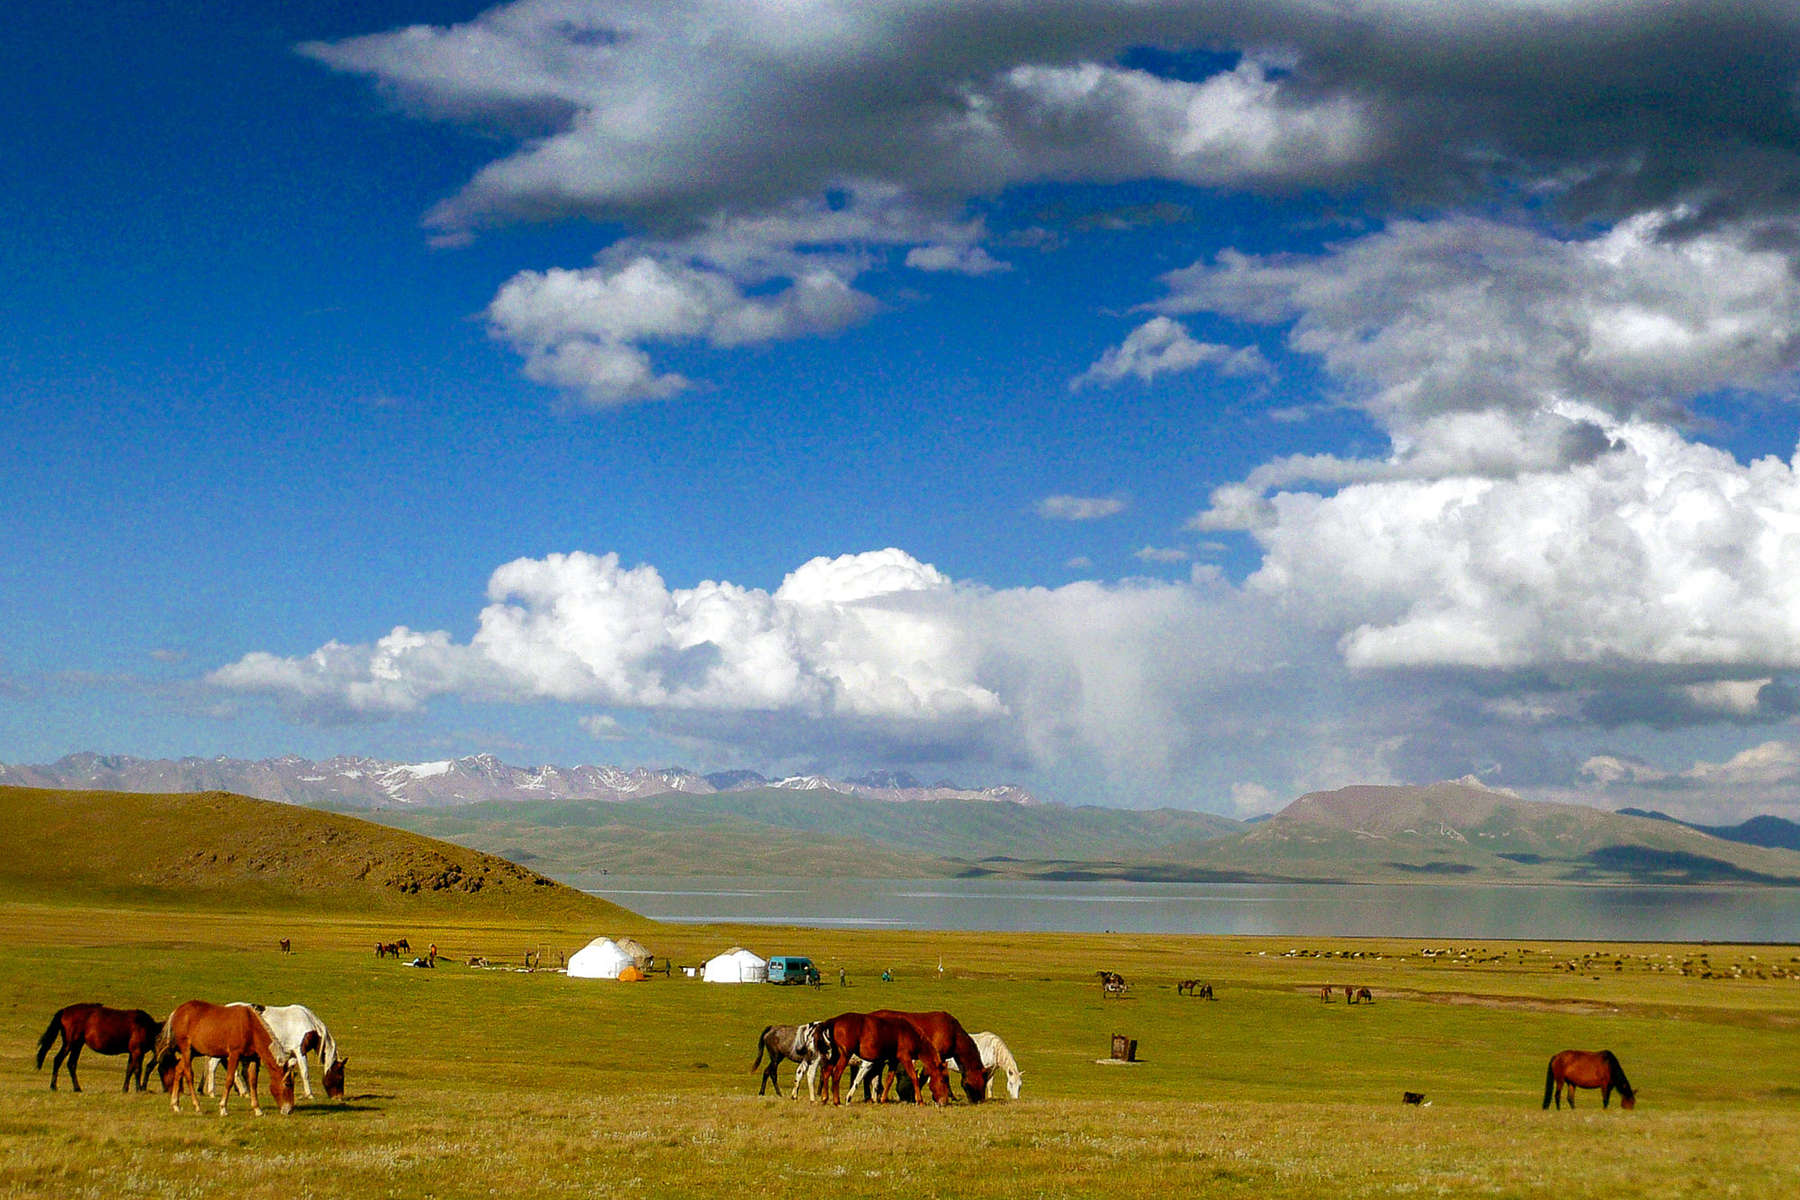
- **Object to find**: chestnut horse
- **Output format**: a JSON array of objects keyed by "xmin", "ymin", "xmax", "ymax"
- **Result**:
[
  {"xmin": 868, "ymin": 1009, "xmax": 986, "ymax": 1103},
  {"xmin": 1542, "ymin": 1049, "xmax": 1635, "ymax": 1110},
  {"xmin": 159, "ymin": 1000, "xmax": 295, "ymax": 1116},
  {"xmin": 36, "ymin": 1003, "xmax": 162, "ymax": 1092},
  {"xmin": 818, "ymin": 1012, "xmax": 951, "ymax": 1106}
]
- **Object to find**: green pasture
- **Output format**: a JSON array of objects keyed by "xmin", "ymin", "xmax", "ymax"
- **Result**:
[{"xmin": 6, "ymin": 901, "xmax": 1800, "ymax": 1198}]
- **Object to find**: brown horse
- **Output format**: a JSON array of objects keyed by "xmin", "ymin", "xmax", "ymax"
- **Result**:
[
  {"xmin": 36, "ymin": 1004, "xmax": 162, "ymax": 1092},
  {"xmin": 1543, "ymin": 1050, "xmax": 1635, "ymax": 1110},
  {"xmin": 869, "ymin": 1009, "xmax": 987, "ymax": 1103},
  {"xmin": 818, "ymin": 1012, "xmax": 951, "ymax": 1106},
  {"xmin": 159, "ymin": 1000, "xmax": 295, "ymax": 1116}
]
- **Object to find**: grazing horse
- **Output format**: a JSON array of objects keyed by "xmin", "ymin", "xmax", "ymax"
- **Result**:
[
  {"xmin": 395, "ymin": 938, "xmax": 411, "ymax": 955},
  {"xmin": 1320, "ymin": 985, "xmax": 1333, "ymax": 1003},
  {"xmin": 375, "ymin": 942, "xmax": 397, "ymax": 959},
  {"xmin": 818, "ymin": 1012, "xmax": 951, "ymax": 1106},
  {"xmin": 867, "ymin": 1010, "xmax": 986, "ymax": 1103},
  {"xmin": 1177, "ymin": 980, "xmax": 1214, "ymax": 999},
  {"xmin": 970, "ymin": 1031, "xmax": 1023, "ymax": 1100},
  {"xmin": 278, "ymin": 937, "xmax": 291, "ymax": 954},
  {"xmin": 1543, "ymin": 1050, "xmax": 1636, "ymax": 1110},
  {"xmin": 1099, "ymin": 970, "xmax": 1128, "ymax": 998},
  {"xmin": 206, "ymin": 1003, "xmax": 346, "ymax": 1101},
  {"xmin": 36, "ymin": 1004, "xmax": 162, "ymax": 1092},
  {"xmin": 751, "ymin": 1022, "xmax": 833, "ymax": 1099},
  {"xmin": 1355, "ymin": 987, "xmax": 1374, "ymax": 1004},
  {"xmin": 158, "ymin": 1000, "xmax": 295, "ymax": 1117}
]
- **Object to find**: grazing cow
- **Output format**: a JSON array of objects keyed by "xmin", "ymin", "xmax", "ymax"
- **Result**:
[
  {"xmin": 818, "ymin": 1012, "xmax": 950, "ymax": 1106},
  {"xmin": 751, "ymin": 1023, "xmax": 834, "ymax": 1099}
]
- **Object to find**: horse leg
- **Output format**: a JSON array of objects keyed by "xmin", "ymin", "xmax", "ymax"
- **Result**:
[
  {"xmin": 246, "ymin": 1059, "xmax": 265, "ymax": 1117},
  {"xmin": 125, "ymin": 1048, "xmax": 142, "ymax": 1092},
  {"xmin": 66, "ymin": 1041, "xmax": 83, "ymax": 1093},
  {"xmin": 295, "ymin": 1053, "xmax": 313, "ymax": 1101},
  {"xmin": 50, "ymin": 1038, "xmax": 71, "ymax": 1090}
]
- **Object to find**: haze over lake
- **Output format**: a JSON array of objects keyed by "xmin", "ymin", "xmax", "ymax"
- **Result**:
[{"xmin": 578, "ymin": 875, "xmax": 1800, "ymax": 943}]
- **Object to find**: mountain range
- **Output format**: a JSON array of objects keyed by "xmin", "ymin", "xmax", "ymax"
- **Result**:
[
  {"xmin": 8, "ymin": 754, "xmax": 1800, "ymax": 886},
  {"xmin": 0, "ymin": 752, "xmax": 1035, "ymax": 810}
]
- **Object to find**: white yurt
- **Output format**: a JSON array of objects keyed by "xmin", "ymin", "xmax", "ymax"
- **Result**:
[
  {"xmin": 702, "ymin": 946, "xmax": 768, "ymax": 983},
  {"xmin": 567, "ymin": 936, "xmax": 634, "ymax": 980}
]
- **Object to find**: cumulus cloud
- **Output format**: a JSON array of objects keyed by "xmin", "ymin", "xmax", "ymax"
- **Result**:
[
  {"xmin": 304, "ymin": 2, "xmax": 1800, "ymax": 406},
  {"xmin": 1073, "ymin": 316, "xmax": 1268, "ymax": 389},
  {"xmin": 1036, "ymin": 494, "xmax": 1128, "ymax": 521},
  {"xmin": 1225, "ymin": 409, "xmax": 1800, "ymax": 675},
  {"xmin": 1162, "ymin": 213, "xmax": 1800, "ymax": 433},
  {"xmin": 212, "ymin": 546, "xmax": 1355, "ymax": 797},
  {"xmin": 488, "ymin": 252, "xmax": 880, "ymax": 405},
  {"xmin": 1577, "ymin": 741, "xmax": 1800, "ymax": 823}
]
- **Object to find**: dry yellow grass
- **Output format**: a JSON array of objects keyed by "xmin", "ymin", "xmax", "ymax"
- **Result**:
[{"xmin": 6, "ymin": 899, "xmax": 1800, "ymax": 1198}]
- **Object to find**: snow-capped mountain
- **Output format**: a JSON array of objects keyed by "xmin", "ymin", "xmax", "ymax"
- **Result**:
[{"xmin": 0, "ymin": 752, "xmax": 1036, "ymax": 810}]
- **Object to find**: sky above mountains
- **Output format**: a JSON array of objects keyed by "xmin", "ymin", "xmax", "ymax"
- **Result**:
[{"xmin": 10, "ymin": 1, "xmax": 1800, "ymax": 821}]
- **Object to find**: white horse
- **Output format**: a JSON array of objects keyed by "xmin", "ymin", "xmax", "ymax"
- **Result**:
[
  {"xmin": 971, "ymin": 1031, "xmax": 1021, "ymax": 1100},
  {"xmin": 206, "ymin": 1003, "xmax": 344, "ymax": 1101}
]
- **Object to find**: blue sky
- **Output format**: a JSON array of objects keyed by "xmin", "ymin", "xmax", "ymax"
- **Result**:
[{"xmin": 10, "ymin": 1, "xmax": 1800, "ymax": 821}]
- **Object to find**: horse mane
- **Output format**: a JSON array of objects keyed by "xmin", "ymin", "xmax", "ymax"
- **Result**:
[{"xmin": 1602, "ymin": 1050, "xmax": 1634, "ymax": 1100}]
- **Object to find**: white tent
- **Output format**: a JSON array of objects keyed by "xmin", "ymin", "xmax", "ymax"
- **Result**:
[
  {"xmin": 702, "ymin": 947, "xmax": 767, "ymax": 983},
  {"xmin": 567, "ymin": 936, "xmax": 634, "ymax": 980}
]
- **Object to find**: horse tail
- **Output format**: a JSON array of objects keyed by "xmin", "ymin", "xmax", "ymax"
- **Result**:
[
  {"xmin": 36, "ymin": 1009, "xmax": 66, "ymax": 1069},
  {"xmin": 1603, "ymin": 1050, "xmax": 1634, "ymax": 1101},
  {"xmin": 751, "ymin": 1026, "xmax": 772, "ymax": 1072},
  {"xmin": 1542, "ymin": 1057, "xmax": 1556, "ymax": 1109}
]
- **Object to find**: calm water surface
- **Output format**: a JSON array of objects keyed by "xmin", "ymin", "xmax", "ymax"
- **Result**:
[{"xmin": 576, "ymin": 875, "xmax": 1800, "ymax": 942}]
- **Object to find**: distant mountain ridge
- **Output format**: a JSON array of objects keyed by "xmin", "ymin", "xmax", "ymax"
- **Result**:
[
  {"xmin": 1184, "ymin": 781, "xmax": 1800, "ymax": 885},
  {"xmin": 1618, "ymin": 808, "xmax": 1800, "ymax": 853},
  {"xmin": 0, "ymin": 752, "xmax": 1037, "ymax": 811}
]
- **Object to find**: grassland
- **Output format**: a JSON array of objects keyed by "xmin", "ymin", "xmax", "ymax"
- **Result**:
[{"xmin": 7, "ymin": 892, "xmax": 1800, "ymax": 1200}]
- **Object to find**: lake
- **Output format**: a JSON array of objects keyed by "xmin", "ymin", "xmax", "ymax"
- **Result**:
[{"xmin": 576, "ymin": 874, "xmax": 1800, "ymax": 942}]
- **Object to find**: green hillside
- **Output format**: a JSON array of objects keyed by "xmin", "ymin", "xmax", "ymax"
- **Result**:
[
  {"xmin": 367, "ymin": 787, "xmax": 1245, "ymax": 878},
  {"xmin": 0, "ymin": 785, "xmax": 634, "ymax": 918},
  {"xmin": 1181, "ymin": 782, "xmax": 1800, "ymax": 884}
]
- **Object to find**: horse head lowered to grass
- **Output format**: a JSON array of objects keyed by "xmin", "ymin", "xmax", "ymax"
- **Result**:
[
  {"xmin": 818, "ymin": 1012, "xmax": 951, "ymax": 1106},
  {"xmin": 158, "ymin": 1000, "xmax": 295, "ymax": 1116},
  {"xmin": 1543, "ymin": 1049, "xmax": 1635, "ymax": 1111}
]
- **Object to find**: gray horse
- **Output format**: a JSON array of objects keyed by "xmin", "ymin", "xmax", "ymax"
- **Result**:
[{"xmin": 752, "ymin": 1022, "xmax": 833, "ymax": 1099}]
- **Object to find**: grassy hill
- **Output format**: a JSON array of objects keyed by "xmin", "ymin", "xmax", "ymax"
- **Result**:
[
  {"xmin": 1181, "ymin": 781, "xmax": 1800, "ymax": 884},
  {"xmin": 365, "ymin": 787, "xmax": 1246, "ymax": 879},
  {"xmin": 0, "ymin": 784, "xmax": 634, "ymax": 918}
]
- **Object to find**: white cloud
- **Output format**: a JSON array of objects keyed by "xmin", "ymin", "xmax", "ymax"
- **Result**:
[
  {"xmin": 1133, "ymin": 545, "xmax": 1190, "ymax": 564},
  {"xmin": 1229, "ymin": 409, "xmax": 1800, "ymax": 675},
  {"xmin": 1036, "ymin": 494, "xmax": 1128, "ymax": 521},
  {"xmin": 1074, "ymin": 316, "xmax": 1268, "ymax": 389},
  {"xmin": 1162, "ymin": 214, "xmax": 1800, "ymax": 433},
  {"xmin": 212, "ymin": 545, "xmax": 1343, "ymax": 799},
  {"xmin": 904, "ymin": 244, "xmax": 1009, "ymax": 275},
  {"xmin": 488, "ymin": 253, "xmax": 879, "ymax": 405},
  {"xmin": 1577, "ymin": 740, "xmax": 1800, "ymax": 823}
]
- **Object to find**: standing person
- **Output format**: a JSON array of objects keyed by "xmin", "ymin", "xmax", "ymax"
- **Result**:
[
  {"xmin": 839, "ymin": 966, "xmax": 846, "ymax": 987},
  {"xmin": 427, "ymin": 942, "xmax": 438, "ymax": 967}
]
